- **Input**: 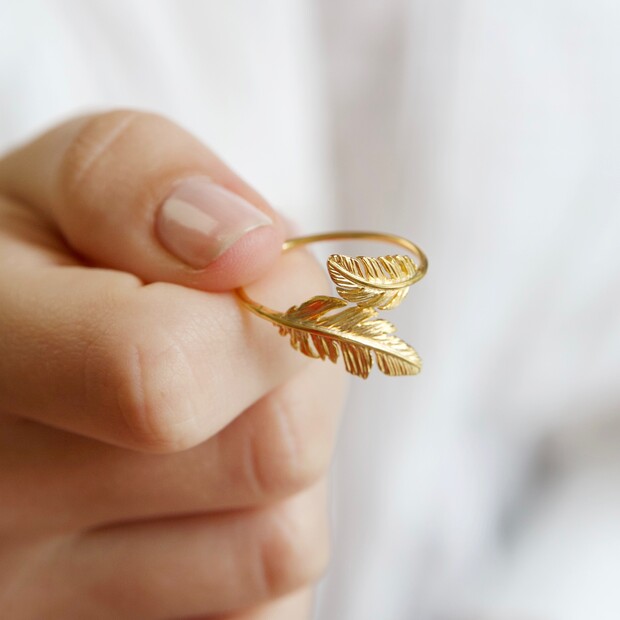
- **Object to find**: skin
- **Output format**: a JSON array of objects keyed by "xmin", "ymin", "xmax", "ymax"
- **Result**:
[{"xmin": 0, "ymin": 111, "xmax": 349, "ymax": 619}]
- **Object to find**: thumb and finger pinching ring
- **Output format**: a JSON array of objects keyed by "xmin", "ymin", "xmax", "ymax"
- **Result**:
[{"xmin": 235, "ymin": 231, "xmax": 428, "ymax": 379}]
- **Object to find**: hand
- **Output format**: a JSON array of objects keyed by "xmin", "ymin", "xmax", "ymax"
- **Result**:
[{"xmin": 0, "ymin": 111, "xmax": 348, "ymax": 619}]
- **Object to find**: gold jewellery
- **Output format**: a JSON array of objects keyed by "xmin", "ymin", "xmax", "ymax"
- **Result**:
[{"xmin": 236, "ymin": 231, "xmax": 427, "ymax": 379}]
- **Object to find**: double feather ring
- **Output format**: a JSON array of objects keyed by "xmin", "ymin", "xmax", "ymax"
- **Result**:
[{"xmin": 235, "ymin": 231, "xmax": 428, "ymax": 379}]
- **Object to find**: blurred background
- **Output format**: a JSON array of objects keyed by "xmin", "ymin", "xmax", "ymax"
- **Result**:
[{"xmin": 2, "ymin": 1, "xmax": 619, "ymax": 618}]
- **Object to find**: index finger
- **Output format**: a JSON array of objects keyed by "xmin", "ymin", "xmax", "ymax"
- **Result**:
[{"xmin": 0, "ymin": 195, "xmax": 327, "ymax": 452}]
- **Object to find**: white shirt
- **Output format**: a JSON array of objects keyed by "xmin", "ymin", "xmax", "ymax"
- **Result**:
[{"xmin": 2, "ymin": 2, "xmax": 620, "ymax": 619}]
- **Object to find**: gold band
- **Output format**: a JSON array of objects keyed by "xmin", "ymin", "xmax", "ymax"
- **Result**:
[
  {"xmin": 236, "ymin": 231, "xmax": 427, "ymax": 379},
  {"xmin": 281, "ymin": 231, "xmax": 427, "ymax": 276}
]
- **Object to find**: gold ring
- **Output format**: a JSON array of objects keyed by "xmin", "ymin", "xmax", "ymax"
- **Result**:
[{"xmin": 235, "ymin": 231, "xmax": 428, "ymax": 379}]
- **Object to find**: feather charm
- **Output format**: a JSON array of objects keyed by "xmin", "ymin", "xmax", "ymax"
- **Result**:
[
  {"xmin": 327, "ymin": 254, "xmax": 419, "ymax": 310},
  {"xmin": 261, "ymin": 295, "xmax": 422, "ymax": 379}
]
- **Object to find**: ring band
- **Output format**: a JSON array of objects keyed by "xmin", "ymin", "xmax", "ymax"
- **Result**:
[{"xmin": 235, "ymin": 231, "xmax": 428, "ymax": 379}]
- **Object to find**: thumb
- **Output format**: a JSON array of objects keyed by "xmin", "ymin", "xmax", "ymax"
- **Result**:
[{"xmin": 0, "ymin": 110, "xmax": 285, "ymax": 290}]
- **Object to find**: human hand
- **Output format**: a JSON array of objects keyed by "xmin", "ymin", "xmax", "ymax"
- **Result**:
[{"xmin": 0, "ymin": 111, "xmax": 347, "ymax": 619}]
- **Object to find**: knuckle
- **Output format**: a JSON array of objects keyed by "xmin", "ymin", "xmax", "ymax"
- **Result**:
[
  {"xmin": 114, "ymin": 342, "xmax": 176, "ymax": 453},
  {"xmin": 104, "ymin": 298, "xmax": 200, "ymax": 453},
  {"xmin": 58, "ymin": 109, "xmax": 142, "ymax": 200},
  {"xmin": 248, "ymin": 388, "xmax": 331, "ymax": 499},
  {"xmin": 257, "ymin": 495, "xmax": 330, "ymax": 597}
]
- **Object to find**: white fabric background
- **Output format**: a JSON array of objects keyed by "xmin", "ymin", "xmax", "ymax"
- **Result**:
[{"xmin": 1, "ymin": 1, "xmax": 620, "ymax": 619}]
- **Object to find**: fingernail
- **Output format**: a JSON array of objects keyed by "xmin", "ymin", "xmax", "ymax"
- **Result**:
[{"xmin": 156, "ymin": 176, "xmax": 273, "ymax": 268}]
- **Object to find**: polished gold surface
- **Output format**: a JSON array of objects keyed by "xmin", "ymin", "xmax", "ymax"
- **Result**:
[
  {"xmin": 327, "ymin": 254, "xmax": 419, "ymax": 310},
  {"xmin": 235, "ymin": 231, "xmax": 428, "ymax": 379}
]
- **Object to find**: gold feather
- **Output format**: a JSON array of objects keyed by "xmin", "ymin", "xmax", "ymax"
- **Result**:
[
  {"xmin": 258, "ymin": 295, "xmax": 422, "ymax": 379},
  {"xmin": 326, "ymin": 254, "xmax": 419, "ymax": 310}
]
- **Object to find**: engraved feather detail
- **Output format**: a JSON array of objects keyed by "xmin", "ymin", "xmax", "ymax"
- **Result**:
[
  {"xmin": 260, "ymin": 295, "xmax": 422, "ymax": 379},
  {"xmin": 327, "ymin": 254, "xmax": 419, "ymax": 310},
  {"xmin": 237, "ymin": 248, "xmax": 426, "ymax": 379}
]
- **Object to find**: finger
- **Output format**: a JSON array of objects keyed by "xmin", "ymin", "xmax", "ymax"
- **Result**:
[
  {"xmin": 0, "ymin": 110, "xmax": 284, "ymax": 290},
  {"xmin": 207, "ymin": 588, "xmax": 313, "ymax": 620},
  {"xmin": 58, "ymin": 484, "xmax": 329, "ymax": 619},
  {"xmin": 0, "ymin": 214, "xmax": 329, "ymax": 451},
  {"xmin": 0, "ymin": 359, "xmax": 347, "ymax": 535}
]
